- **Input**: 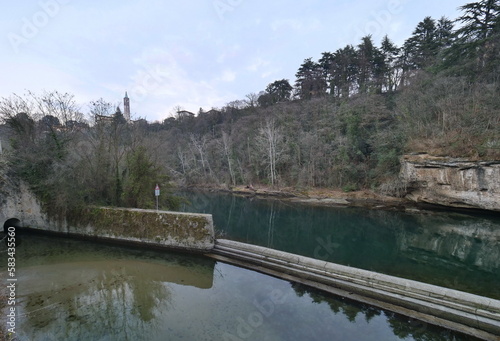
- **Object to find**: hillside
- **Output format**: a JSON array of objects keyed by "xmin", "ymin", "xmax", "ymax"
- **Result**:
[{"xmin": 0, "ymin": 0, "xmax": 498, "ymax": 214}]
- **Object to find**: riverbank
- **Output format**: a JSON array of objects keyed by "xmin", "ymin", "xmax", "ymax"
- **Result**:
[
  {"xmin": 184, "ymin": 184, "xmax": 442, "ymax": 213},
  {"xmin": 184, "ymin": 183, "xmax": 500, "ymax": 215}
]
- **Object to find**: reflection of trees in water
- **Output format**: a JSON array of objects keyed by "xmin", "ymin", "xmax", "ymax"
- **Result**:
[
  {"xmin": 267, "ymin": 200, "xmax": 276, "ymax": 248},
  {"xmin": 292, "ymin": 283, "xmax": 379, "ymax": 323},
  {"xmin": 182, "ymin": 191, "xmax": 500, "ymax": 296},
  {"xmin": 20, "ymin": 266, "xmax": 172, "ymax": 340},
  {"xmin": 290, "ymin": 283, "xmax": 472, "ymax": 341}
]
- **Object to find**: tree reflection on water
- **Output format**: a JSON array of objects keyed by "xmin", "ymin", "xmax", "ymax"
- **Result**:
[{"xmin": 290, "ymin": 282, "xmax": 480, "ymax": 341}]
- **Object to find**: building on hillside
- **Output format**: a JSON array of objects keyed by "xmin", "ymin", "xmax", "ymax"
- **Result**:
[
  {"xmin": 123, "ymin": 91, "xmax": 130, "ymax": 122},
  {"xmin": 95, "ymin": 92, "xmax": 131, "ymax": 124},
  {"xmin": 176, "ymin": 110, "xmax": 195, "ymax": 119}
]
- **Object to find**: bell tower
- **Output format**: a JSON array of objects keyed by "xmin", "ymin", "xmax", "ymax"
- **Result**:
[{"xmin": 124, "ymin": 91, "xmax": 130, "ymax": 122}]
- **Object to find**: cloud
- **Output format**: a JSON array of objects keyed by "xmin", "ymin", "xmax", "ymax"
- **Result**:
[
  {"xmin": 271, "ymin": 18, "xmax": 304, "ymax": 32},
  {"xmin": 270, "ymin": 18, "xmax": 322, "ymax": 33},
  {"xmin": 220, "ymin": 70, "xmax": 236, "ymax": 82},
  {"xmin": 103, "ymin": 47, "xmax": 237, "ymax": 120},
  {"xmin": 216, "ymin": 44, "xmax": 241, "ymax": 63},
  {"xmin": 246, "ymin": 57, "xmax": 270, "ymax": 72}
]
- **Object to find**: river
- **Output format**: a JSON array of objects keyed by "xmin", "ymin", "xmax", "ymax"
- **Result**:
[
  {"xmin": 179, "ymin": 190, "xmax": 500, "ymax": 299},
  {"xmin": 0, "ymin": 234, "xmax": 482, "ymax": 340}
]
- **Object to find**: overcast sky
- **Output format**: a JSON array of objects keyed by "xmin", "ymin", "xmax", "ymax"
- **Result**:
[{"xmin": 0, "ymin": 0, "xmax": 464, "ymax": 122}]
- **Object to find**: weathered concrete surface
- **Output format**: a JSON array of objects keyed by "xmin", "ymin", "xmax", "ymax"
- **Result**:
[
  {"xmin": 64, "ymin": 207, "xmax": 215, "ymax": 252},
  {"xmin": 0, "ymin": 181, "xmax": 214, "ymax": 252},
  {"xmin": 209, "ymin": 239, "xmax": 500, "ymax": 340},
  {"xmin": 401, "ymin": 154, "xmax": 500, "ymax": 212},
  {"xmin": 27, "ymin": 207, "xmax": 213, "ymax": 252}
]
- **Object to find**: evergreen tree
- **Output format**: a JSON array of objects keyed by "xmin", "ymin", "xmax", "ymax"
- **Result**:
[
  {"xmin": 457, "ymin": 0, "xmax": 500, "ymax": 41},
  {"xmin": 405, "ymin": 17, "xmax": 439, "ymax": 69},
  {"xmin": 356, "ymin": 36, "xmax": 376, "ymax": 93},
  {"xmin": 265, "ymin": 79, "xmax": 293, "ymax": 103},
  {"xmin": 333, "ymin": 46, "xmax": 358, "ymax": 98},
  {"xmin": 318, "ymin": 51, "xmax": 337, "ymax": 96},
  {"xmin": 454, "ymin": 0, "xmax": 500, "ymax": 76},
  {"xmin": 436, "ymin": 16, "xmax": 455, "ymax": 48},
  {"xmin": 380, "ymin": 35, "xmax": 401, "ymax": 92},
  {"xmin": 295, "ymin": 58, "xmax": 327, "ymax": 100}
]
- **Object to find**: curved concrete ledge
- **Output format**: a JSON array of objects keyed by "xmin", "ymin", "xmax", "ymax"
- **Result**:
[{"xmin": 208, "ymin": 239, "xmax": 500, "ymax": 340}]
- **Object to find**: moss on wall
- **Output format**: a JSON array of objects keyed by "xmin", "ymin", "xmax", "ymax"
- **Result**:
[{"xmin": 66, "ymin": 207, "xmax": 214, "ymax": 251}]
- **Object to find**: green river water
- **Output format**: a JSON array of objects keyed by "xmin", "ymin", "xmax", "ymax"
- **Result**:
[
  {"xmin": 0, "ymin": 190, "xmax": 497, "ymax": 340},
  {"xmin": 180, "ymin": 191, "xmax": 500, "ymax": 299},
  {"xmin": 0, "ymin": 234, "xmax": 483, "ymax": 340}
]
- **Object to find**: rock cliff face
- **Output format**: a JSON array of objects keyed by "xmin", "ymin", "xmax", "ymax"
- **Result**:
[{"xmin": 401, "ymin": 154, "xmax": 500, "ymax": 212}]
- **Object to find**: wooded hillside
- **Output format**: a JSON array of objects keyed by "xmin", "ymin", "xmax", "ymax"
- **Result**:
[{"xmin": 0, "ymin": 0, "xmax": 499, "ymax": 213}]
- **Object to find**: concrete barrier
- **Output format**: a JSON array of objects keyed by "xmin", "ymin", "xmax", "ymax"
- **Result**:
[
  {"xmin": 0, "ymin": 180, "xmax": 214, "ymax": 252},
  {"xmin": 2, "ymin": 204, "xmax": 214, "ymax": 253},
  {"xmin": 208, "ymin": 239, "xmax": 500, "ymax": 341},
  {"xmin": 56, "ymin": 207, "xmax": 215, "ymax": 252}
]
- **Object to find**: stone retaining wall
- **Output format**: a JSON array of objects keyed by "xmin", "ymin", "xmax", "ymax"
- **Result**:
[{"xmin": 0, "ymin": 181, "xmax": 214, "ymax": 252}]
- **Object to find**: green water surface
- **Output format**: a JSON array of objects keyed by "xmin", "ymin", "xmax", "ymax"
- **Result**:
[
  {"xmin": 0, "ymin": 235, "xmax": 482, "ymax": 341},
  {"xmin": 180, "ymin": 191, "xmax": 500, "ymax": 299}
]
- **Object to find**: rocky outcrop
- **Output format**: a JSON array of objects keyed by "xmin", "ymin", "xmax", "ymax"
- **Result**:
[{"xmin": 401, "ymin": 154, "xmax": 500, "ymax": 212}]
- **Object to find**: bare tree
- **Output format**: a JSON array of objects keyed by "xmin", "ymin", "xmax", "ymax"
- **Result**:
[
  {"xmin": 177, "ymin": 146, "xmax": 189, "ymax": 177},
  {"xmin": 244, "ymin": 93, "xmax": 259, "ymax": 107},
  {"xmin": 189, "ymin": 134, "xmax": 212, "ymax": 181},
  {"xmin": 221, "ymin": 131, "xmax": 236, "ymax": 186},
  {"xmin": 89, "ymin": 98, "xmax": 113, "ymax": 123},
  {"xmin": 30, "ymin": 90, "xmax": 82, "ymax": 125},
  {"xmin": 0, "ymin": 93, "xmax": 33, "ymax": 122},
  {"xmin": 256, "ymin": 118, "xmax": 285, "ymax": 187},
  {"xmin": 0, "ymin": 94, "xmax": 35, "ymax": 140}
]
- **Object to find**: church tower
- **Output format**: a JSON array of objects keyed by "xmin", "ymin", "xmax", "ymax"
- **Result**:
[{"xmin": 124, "ymin": 91, "xmax": 130, "ymax": 122}]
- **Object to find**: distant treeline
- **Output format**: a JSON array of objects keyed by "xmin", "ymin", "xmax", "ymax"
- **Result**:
[{"xmin": 0, "ymin": 0, "xmax": 499, "ymax": 214}]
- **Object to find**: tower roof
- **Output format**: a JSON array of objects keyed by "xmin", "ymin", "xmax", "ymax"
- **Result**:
[{"xmin": 124, "ymin": 91, "xmax": 128, "ymax": 98}]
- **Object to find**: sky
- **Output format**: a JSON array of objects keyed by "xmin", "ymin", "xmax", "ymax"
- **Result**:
[{"xmin": 0, "ymin": 0, "xmax": 465, "ymax": 122}]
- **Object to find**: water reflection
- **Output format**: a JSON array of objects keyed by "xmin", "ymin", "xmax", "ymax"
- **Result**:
[
  {"xmin": 20, "ymin": 262, "xmax": 174, "ymax": 339},
  {"xmin": 290, "ymin": 283, "xmax": 475, "ymax": 341},
  {"xmin": 0, "ymin": 234, "xmax": 482, "ymax": 340},
  {"xmin": 6, "ymin": 235, "xmax": 215, "ymax": 340},
  {"xmin": 180, "ymin": 191, "xmax": 500, "ymax": 298}
]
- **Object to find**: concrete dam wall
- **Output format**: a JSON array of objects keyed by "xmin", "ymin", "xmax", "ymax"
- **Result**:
[{"xmin": 0, "ymin": 181, "xmax": 214, "ymax": 252}]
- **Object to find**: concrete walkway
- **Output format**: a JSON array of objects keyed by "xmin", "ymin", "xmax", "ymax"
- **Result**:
[{"xmin": 207, "ymin": 239, "xmax": 500, "ymax": 341}]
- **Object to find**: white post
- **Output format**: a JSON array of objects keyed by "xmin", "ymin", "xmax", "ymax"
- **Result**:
[{"xmin": 155, "ymin": 184, "xmax": 160, "ymax": 211}]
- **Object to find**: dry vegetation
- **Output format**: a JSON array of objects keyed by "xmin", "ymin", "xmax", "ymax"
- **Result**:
[{"xmin": 0, "ymin": 1, "xmax": 498, "ymax": 214}]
